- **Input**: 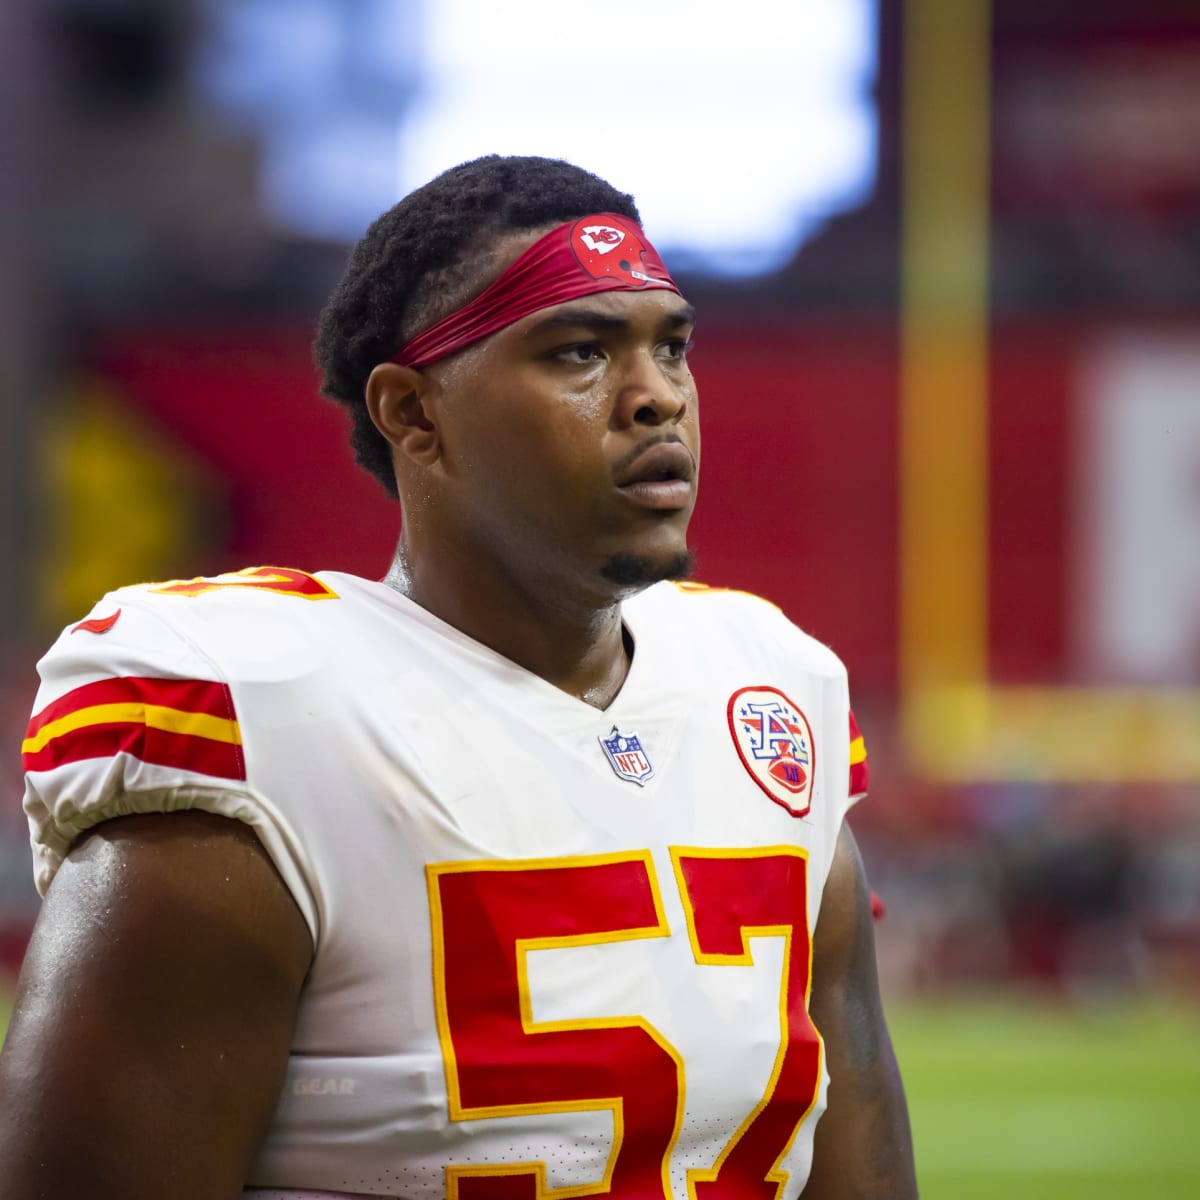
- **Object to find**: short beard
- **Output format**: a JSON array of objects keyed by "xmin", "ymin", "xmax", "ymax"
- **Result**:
[{"xmin": 601, "ymin": 549, "xmax": 694, "ymax": 588}]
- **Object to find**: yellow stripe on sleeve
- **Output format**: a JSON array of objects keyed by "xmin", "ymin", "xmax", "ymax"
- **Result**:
[{"xmin": 22, "ymin": 702, "xmax": 242, "ymax": 755}]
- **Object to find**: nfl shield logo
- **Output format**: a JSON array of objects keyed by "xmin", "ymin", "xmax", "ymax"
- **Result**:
[{"xmin": 599, "ymin": 726, "xmax": 654, "ymax": 786}]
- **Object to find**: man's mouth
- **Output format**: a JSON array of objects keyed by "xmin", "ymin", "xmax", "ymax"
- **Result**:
[{"xmin": 614, "ymin": 441, "xmax": 695, "ymax": 509}]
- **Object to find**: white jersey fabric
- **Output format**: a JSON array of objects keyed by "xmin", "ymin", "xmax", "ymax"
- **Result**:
[{"xmin": 22, "ymin": 568, "xmax": 866, "ymax": 1200}]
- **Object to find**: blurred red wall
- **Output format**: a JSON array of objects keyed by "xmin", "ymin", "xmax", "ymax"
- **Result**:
[{"xmin": 91, "ymin": 319, "xmax": 1195, "ymax": 691}]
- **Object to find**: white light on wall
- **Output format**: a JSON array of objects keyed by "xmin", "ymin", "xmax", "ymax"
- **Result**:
[
  {"xmin": 197, "ymin": 0, "xmax": 878, "ymax": 277},
  {"xmin": 401, "ymin": 0, "xmax": 878, "ymax": 275}
]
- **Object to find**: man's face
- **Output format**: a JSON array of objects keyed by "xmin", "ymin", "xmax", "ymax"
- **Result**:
[{"xmin": 426, "ymin": 281, "xmax": 700, "ymax": 597}]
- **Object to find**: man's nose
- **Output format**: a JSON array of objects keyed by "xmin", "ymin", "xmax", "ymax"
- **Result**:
[{"xmin": 612, "ymin": 352, "xmax": 690, "ymax": 427}]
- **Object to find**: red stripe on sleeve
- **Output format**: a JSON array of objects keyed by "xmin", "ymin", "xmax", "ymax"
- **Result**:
[
  {"xmin": 22, "ymin": 718, "xmax": 245, "ymax": 781},
  {"xmin": 848, "ymin": 709, "xmax": 869, "ymax": 797},
  {"xmin": 849, "ymin": 761, "xmax": 870, "ymax": 796},
  {"xmin": 25, "ymin": 676, "xmax": 237, "ymax": 741}
]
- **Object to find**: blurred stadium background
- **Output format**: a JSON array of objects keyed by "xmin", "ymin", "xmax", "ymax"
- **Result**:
[{"xmin": 2, "ymin": 1, "xmax": 1199, "ymax": 1195}]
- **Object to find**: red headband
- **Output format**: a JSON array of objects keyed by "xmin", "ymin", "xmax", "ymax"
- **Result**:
[{"xmin": 390, "ymin": 213, "xmax": 681, "ymax": 369}]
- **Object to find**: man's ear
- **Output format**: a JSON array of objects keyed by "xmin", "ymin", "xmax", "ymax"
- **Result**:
[{"xmin": 365, "ymin": 363, "xmax": 440, "ymax": 466}]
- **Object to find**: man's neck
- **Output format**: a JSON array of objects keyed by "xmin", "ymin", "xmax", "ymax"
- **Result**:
[{"xmin": 383, "ymin": 547, "xmax": 633, "ymax": 710}]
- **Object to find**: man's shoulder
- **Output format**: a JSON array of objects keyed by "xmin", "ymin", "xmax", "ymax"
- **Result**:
[
  {"xmin": 629, "ymin": 581, "xmax": 847, "ymax": 678},
  {"xmin": 637, "ymin": 579, "xmax": 785, "ymax": 614},
  {"xmin": 93, "ymin": 566, "xmax": 375, "ymax": 633},
  {"xmin": 36, "ymin": 567, "xmax": 382, "ymax": 692},
  {"xmin": 112, "ymin": 565, "xmax": 346, "ymax": 610}
]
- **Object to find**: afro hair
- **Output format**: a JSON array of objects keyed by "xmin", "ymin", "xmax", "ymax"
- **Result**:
[{"xmin": 313, "ymin": 155, "xmax": 641, "ymax": 496}]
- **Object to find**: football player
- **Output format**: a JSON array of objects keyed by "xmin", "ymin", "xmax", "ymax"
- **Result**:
[{"xmin": 0, "ymin": 156, "xmax": 915, "ymax": 1199}]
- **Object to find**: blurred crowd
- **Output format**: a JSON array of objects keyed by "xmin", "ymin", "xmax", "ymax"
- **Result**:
[{"xmin": 859, "ymin": 775, "xmax": 1200, "ymax": 1002}]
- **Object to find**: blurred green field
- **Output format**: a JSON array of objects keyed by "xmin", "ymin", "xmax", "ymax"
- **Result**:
[
  {"xmin": 1, "ymin": 983, "xmax": 1197, "ymax": 1196},
  {"xmin": 890, "ymin": 997, "xmax": 1200, "ymax": 1199}
]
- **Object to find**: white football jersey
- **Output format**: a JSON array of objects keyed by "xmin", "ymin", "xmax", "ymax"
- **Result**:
[{"xmin": 22, "ymin": 568, "xmax": 869, "ymax": 1200}]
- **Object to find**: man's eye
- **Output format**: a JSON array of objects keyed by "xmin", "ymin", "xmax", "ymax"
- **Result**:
[
  {"xmin": 662, "ymin": 338, "xmax": 694, "ymax": 360},
  {"xmin": 558, "ymin": 344, "xmax": 604, "ymax": 364}
]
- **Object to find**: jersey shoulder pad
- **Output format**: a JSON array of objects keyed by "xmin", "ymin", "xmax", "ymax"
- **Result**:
[
  {"xmin": 22, "ymin": 587, "xmax": 318, "ymax": 934},
  {"xmin": 136, "ymin": 565, "xmax": 339, "ymax": 602},
  {"xmin": 24, "ymin": 589, "xmax": 247, "ymax": 789},
  {"xmin": 658, "ymin": 580, "xmax": 848, "ymax": 679}
]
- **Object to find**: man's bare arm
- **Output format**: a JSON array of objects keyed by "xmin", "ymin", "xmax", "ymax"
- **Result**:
[
  {"xmin": 803, "ymin": 823, "xmax": 917, "ymax": 1198},
  {"xmin": 0, "ymin": 809, "xmax": 312, "ymax": 1200}
]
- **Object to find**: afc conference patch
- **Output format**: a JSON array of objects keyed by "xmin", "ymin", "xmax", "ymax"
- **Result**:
[
  {"xmin": 727, "ymin": 686, "xmax": 815, "ymax": 817},
  {"xmin": 599, "ymin": 726, "xmax": 654, "ymax": 786}
]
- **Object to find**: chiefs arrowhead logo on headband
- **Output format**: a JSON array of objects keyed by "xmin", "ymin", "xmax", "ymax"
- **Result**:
[
  {"xmin": 577, "ymin": 223, "xmax": 625, "ymax": 255},
  {"xmin": 391, "ymin": 212, "xmax": 680, "ymax": 370},
  {"xmin": 570, "ymin": 218, "xmax": 664, "ymax": 289}
]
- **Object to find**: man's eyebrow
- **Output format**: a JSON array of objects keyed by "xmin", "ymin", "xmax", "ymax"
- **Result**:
[
  {"xmin": 666, "ymin": 303, "xmax": 698, "ymax": 329},
  {"xmin": 526, "ymin": 302, "xmax": 697, "ymax": 335}
]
